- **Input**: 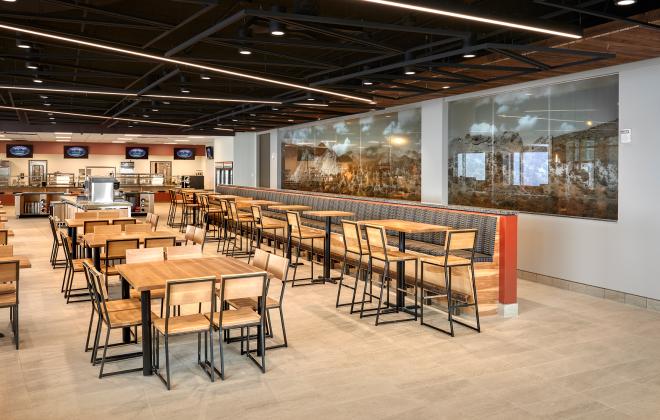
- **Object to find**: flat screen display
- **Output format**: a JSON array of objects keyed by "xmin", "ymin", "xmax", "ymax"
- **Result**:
[
  {"xmin": 174, "ymin": 148, "xmax": 195, "ymax": 160},
  {"xmin": 64, "ymin": 145, "xmax": 89, "ymax": 159},
  {"xmin": 125, "ymin": 147, "xmax": 149, "ymax": 160},
  {"xmin": 205, "ymin": 146, "xmax": 214, "ymax": 159},
  {"xmin": 6, "ymin": 144, "xmax": 33, "ymax": 158}
]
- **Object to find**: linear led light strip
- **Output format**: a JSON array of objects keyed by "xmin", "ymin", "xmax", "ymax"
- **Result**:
[
  {"xmin": 0, "ymin": 105, "xmax": 190, "ymax": 127},
  {"xmin": 358, "ymin": 0, "xmax": 582, "ymax": 39},
  {"xmin": 0, "ymin": 85, "xmax": 282, "ymax": 104},
  {"xmin": 0, "ymin": 23, "xmax": 375, "ymax": 104}
]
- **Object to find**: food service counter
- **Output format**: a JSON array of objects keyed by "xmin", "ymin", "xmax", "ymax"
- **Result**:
[{"xmin": 61, "ymin": 196, "xmax": 133, "ymax": 218}]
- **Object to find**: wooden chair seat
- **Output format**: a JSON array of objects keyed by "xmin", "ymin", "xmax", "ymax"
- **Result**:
[
  {"xmin": 261, "ymin": 218, "xmax": 287, "ymax": 229},
  {"xmin": 0, "ymin": 292, "xmax": 16, "ymax": 307},
  {"xmin": 206, "ymin": 307, "xmax": 261, "ymax": 328},
  {"xmin": 72, "ymin": 258, "xmax": 94, "ymax": 272},
  {"xmin": 152, "ymin": 313, "xmax": 209, "ymax": 335},
  {"xmin": 293, "ymin": 226, "xmax": 325, "ymax": 240},
  {"xmin": 100, "ymin": 265, "xmax": 120, "ymax": 276},
  {"xmin": 227, "ymin": 296, "xmax": 279, "ymax": 311},
  {"xmin": 130, "ymin": 289, "xmax": 165, "ymax": 300},
  {"xmin": 0, "ymin": 283, "xmax": 16, "ymax": 294},
  {"xmin": 107, "ymin": 308, "xmax": 142, "ymax": 328},
  {"xmin": 370, "ymin": 248, "xmax": 418, "ymax": 262},
  {"xmin": 106, "ymin": 298, "xmax": 141, "ymax": 312},
  {"xmin": 420, "ymin": 255, "xmax": 471, "ymax": 267}
]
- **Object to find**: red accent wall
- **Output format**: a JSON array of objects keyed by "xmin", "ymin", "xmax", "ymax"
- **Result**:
[{"xmin": 28, "ymin": 142, "xmax": 206, "ymax": 156}]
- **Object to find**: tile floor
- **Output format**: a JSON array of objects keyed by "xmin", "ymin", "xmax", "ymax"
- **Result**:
[{"xmin": 2, "ymin": 204, "xmax": 660, "ymax": 419}]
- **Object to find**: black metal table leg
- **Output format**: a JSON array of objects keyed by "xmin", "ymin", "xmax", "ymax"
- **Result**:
[
  {"xmin": 317, "ymin": 216, "xmax": 338, "ymax": 283},
  {"xmin": 93, "ymin": 247, "xmax": 101, "ymax": 271},
  {"xmin": 140, "ymin": 290, "xmax": 152, "ymax": 376},
  {"xmin": 397, "ymin": 232, "xmax": 406, "ymax": 309},
  {"xmin": 68, "ymin": 226, "xmax": 77, "ymax": 259},
  {"xmin": 121, "ymin": 278, "xmax": 131, "ymax": 343}
]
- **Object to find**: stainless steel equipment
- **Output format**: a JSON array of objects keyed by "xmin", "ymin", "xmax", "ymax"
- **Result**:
[
  {"xmin": 86, "ymin": 176, "xmax": 115, "ymax": 203},
  {"xmin": 122, "ymin": 191, "xmax": 154, "ymax": 215}
]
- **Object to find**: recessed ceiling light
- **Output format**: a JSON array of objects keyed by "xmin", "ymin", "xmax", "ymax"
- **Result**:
[
  {"xmin": 164, "ymin": 142, "xmax": 177, "ymax": 144},
  {"xmin": 214, "ymin": 128, "xmax": 233, "ymax": 131},
  {"xmin": 33, "ymin": 78, "xmax": 43, "ymax": 83},
  {"xmin": 358, "ymin": 0, "xmax": 582, "ymax": 39},
  {"xmin": 200, "ymin": 74, "xmax": 210, "ymax": 80},
  {"xmin": 44, "ymin": 103, "xmax": 51, "ymax": 106},
  {"xmin": 54, "ymin": 132, "xmax": 72, "ymax": 135},
  {"xmin": 162, "ymin": 101, "xmax": 170, "ymax": 105},
  {"xmin": 404, "ymin": 70, "xmax": 416, "ymax": 75},
  {"xmin": 442, "ymin": 85, "xmax": 450, "ymax": 89},
  {"xmin": 55, "ymin": 139, "xmax": 70, "ymax": 142},
  {"xmin": 307, "ymin": 98, "xmax": 315, "ymax": 101},
  {"xmin": 287, "ymin": 119, "xmax": 294, "ymax": 122},
  {"xmin": 112, "ymin": 141, "xmax": 126, "ymax": 143},
  {"xmin": 0, "ymin": 22, "xmax": 374, "ymax": 104},
  {"xmin": 40, "ymin": 95, "xmax": 48, "ymax": 99},
  {"xmin": 50, "ymin": 121, "xmax": 56, "ymax": 124},
  {"xmin": 116, "ymin": 137, "xmax": 131, "ymax": 140},
  {"xmin": 55, "ymin": 136, "xmax": 70, "ymax": 139},
  {"xmin": 363, "ymin": 80, "xmax": 373, "ymax": 86},
  {"xmin": 238, "ymin": 48, "xmax": 252, "ymax": 55},
  {"xmin": 16, "ymin": 39, "xmax": 30, "ymax": 49},
  {"xmin": 25, "ymin": 62, "xmax": 38, "ymax": 70},
  {"xmin": 616, "ymin": 0, "xmax": 636, "ymax": 5},
  {"xmin": 151, "ymin": 108, "xmax": 159, "ymax": 112},
  {"xmin": 49, "ymin": 117, "xmax": 55, "ymax": 120},
  {"xmin": 463, "ymin": 53, "xmax": 476, "ymax": 58},
  {"xmin": 271, "ymin": 30, "xmax": 285, "ymax": 36},
  {"xmin": 180, "ymin": 87, "xmax": 190, "ymax": 94},
  {"xmin": 232, "ymin": 119, "xmax": 238, "ymax": 122}
]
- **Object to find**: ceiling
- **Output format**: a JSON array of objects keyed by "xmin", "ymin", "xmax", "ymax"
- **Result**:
[
  {"xmin": 0, "ymin": 0, "xmax": 658, "ymax": 137},
  {"xmin": 0, "ymin": 131, "xmax": 214, "ymax": 145}
]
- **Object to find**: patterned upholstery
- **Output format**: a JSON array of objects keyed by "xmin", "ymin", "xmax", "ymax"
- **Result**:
[{"xmin": 216, "ymin": 186, "xmax": 507, "ymax": 262}]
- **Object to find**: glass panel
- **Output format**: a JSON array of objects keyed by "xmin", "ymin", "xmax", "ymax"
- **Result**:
[
  {"xmin": 448, "ymin": 74, "xmax": 619, "ymax": 220},
  {"xmin": 280, "ymin": 109, "xmax": 421, "ymax": 200}
]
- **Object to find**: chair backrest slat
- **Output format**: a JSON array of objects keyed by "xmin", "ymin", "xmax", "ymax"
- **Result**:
[
  {"xmin": 341, "ymin": 220, "xmax": 363, "ymax": 254},
  {"xmin": 145, "ymin": 236, "xmax": 177, "ymax": 248},
  {"xmin": 220, "ymin": 272, "xmax": 267, "ymax": 301},
  {"xmin": 0, "ymin": 244, "xmax": 13, "ymax": 258},
  {"xmin": 98, "ymin": 210, "xmax": 121, "ymax": 219},
  {"xmin": 446, "ymin": 230, "xmax": 477, "ymax": 251},
  {"xmin": 84, "ymin": 220, "xmax": 109, "ymax": 234},
  {"xmin": 125, "ymin": 224, "xmax": 151, "ymax": 234},
  {"xmin": 93, "ymin": 225, "xmax": 122, "ymax": 234},
  {"xmin": 126, "ymin": 247, "xmax": 164, "ymax": 264},
  {"xmin": 74, "ymin": 211, "xmax": 99, "ymax": 220},
  {"xmin": 0, "ymin": 260, "xmax": 19, "ymax": 286},
  {"xmin": 112, "ymin": 218, "xmax": 137, "ymax": 231},
  {"xmin": 0, "ymin": 229, "xmax": 8, "ymax": 246},
  {"xmin": 251, "ymin": 249, "xmax": 270, "ymax": 270},
  {"xmin": 166, "ymin": 245, "xmax": 203, "ymax": 260},
  {"xmin": 364, "ymin": 224, "xmax": 387, "ymax": 255},
  {"xmin": 166, "ymin": 276, "xmax": 215, "ymax": 307},
  {"xmin": 105, "ymin": 238, "xmax": 139, "ymax": 259}
]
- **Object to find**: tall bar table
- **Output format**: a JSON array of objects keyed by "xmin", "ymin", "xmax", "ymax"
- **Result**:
[{"xmin": 304, "ymin": 210, "xmax": 354, "ymax": 283}]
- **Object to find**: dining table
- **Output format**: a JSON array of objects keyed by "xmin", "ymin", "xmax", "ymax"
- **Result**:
[
  {"xmin": 235, "ymin": 200, "xmax": 282, "ymax": 209},
  {"xmin": 358, "ymin": 219, "xmax": 450, "ymax": 310},
  {"xmin": 116, "ymin": 256, "xmax": 266, "ymax": 376},
  {"xmin": 304, "ymin": 210, "xmax": 354, "ymax": 283},
  {"xmin": 64, "ymin": 217, "xmax": 141, "ymax": 258},
  {"xmin": 81, "ymin": 230, "xmax": 184, "ymax": 269}
]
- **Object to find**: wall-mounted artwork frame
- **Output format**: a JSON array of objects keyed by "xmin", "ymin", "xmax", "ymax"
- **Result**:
[
  {"xmin": 174, "ymin": 148, "xmax": 195, "ymax": 160},
  {"xmin": 125, "ymin": 146, "xmax": 149, "ymax": 160},
  {"xmin": 64, "ymin": 145, "xmax": 89, "ymax": 159},
  {"xmin": 6, "ymin": 144, "xmax": 33, "ymax": 158}
]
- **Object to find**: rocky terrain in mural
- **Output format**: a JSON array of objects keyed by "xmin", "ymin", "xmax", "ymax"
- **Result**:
[{"xmin": 448, "ymin": 121, "xmax": 619, "ymax": 219}]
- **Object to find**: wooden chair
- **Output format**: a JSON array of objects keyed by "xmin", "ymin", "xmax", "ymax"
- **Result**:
[
  {"xmin": 183, "ymin": 225, "xmax": 196, "ymax": 244},
  {"xmin": 86, "ymin": 262, "xmax": 142, "ymax": 378},
  {"xmin": 82, "ymin": 261, "xmax": 140, "ymax": 358},
  {"xmin": 249, "ymin": 205, "xmax": 286, "ymax": 260},
  {"xmin": 228, "ymin": 253, "xmax": 290, "ymax": 350},
  {"xmin": 286, "ymin": 211, "xmax": 325, "ymax": 287},
  {"xmin": 102, "ymin": 238, "xmax": 139, "ymax": 290},
  {"xmin": 146, "ymin": 213, "xmax": 159, "ymax": 231},
  {"xmin": 179, "ymin": 192, "xmax": 199, "ymax": 232},
  {"xmin": 420, "ymin": 229, "xmax": 481, "ymax": 336},
  {"xmin": 145, "ymin": 236, "xmax": 177, "ymax": 248},
  {"xmin": 207, "ymin": 272, "xmax": 268, "ymax": 379},
  {"xmin": 250, "ymin": 248, "xmax": 270, "ymax": 270},
  {"xmin": 60, "ymin": 231, "xmax": 94, "ymax": 304},
  {"xmin": 223, "ymin": 201, "xmax": 253, "ymax": 257},
  {"xmin": 153, "ymin": 276, "xmax": 217, "ymax": 390},
  {"xmin": 112, "ymin": 218, "xmax": 136, "ymax": 231},
  {"xmin": 125, "ymin": 224, "xmax": 151, "ymax": 234},
  {"xmin": 48, "ymin": 216, "xmax": 66, "ymax": 268},
  {"xmin": 336, "ymin": 220, "xmax": 371, "ymax": 312},
  {"xmin": 199, "ymin": 195, "xmax": 222, "ymax": 242},
  {"xmin": 166, "ymin": 245, "xmax": 203, "ymax": 260},
  {"xmin": 74, "ymin": 211, "xmax": 99, "ymax": 220},
  {"xmin": 93, "ymin": 225, "xmax": 122, "ymax": 235},
  {"xmin": 97, "ymin": 210, "xmax": 120, "ymax": 218},
  {"xmin": 361, "ymin": 224, "xmax": 418, "ymax": 326},
  {"xmin": 192, "ymin": 226, "xmax": 206, "ymax": 250},
  {"xmin": 167, "ymin": 190, "xmax": 184, "ymax": 228},
  {"xmin": 125, "ymin": 247, "xmax": 166, "ymax": 314},
  {"xmin": 0, "ymin": 260, "xmax": 19, "ymax": 349},
  {"xmin": 0, "ymin": 229, "xmax": 8, "ymax": 245},
  {"xmin": 216, "ymin": 199, "xmax": 230, "ymax": 254},
  {"xmin": 84, "ymin": 220, "xmax": 109, "ymax": 234},
  {"xmin": 0, "ymin": 244, "xmax": 12, "ymax": 257}
]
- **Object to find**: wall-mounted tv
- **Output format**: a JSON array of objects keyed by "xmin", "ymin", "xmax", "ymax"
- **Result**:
[
  {"xmin": 6, "ymin": 144, "xmax": 33, "ymax": 158},
  {"xmin": 205, "ymin": 146, "xmax": 214, "ymax": 159},
  {"xmin": 125, "ymin": 146, "xmax": 149, "ymax": 160},
  {"xmin": 174, "ymin": 148, "xmax": 195, "ymax": 160},
  {"xmin": 64, "ymin": 145, "xmax": 89, "ymax": 159}
]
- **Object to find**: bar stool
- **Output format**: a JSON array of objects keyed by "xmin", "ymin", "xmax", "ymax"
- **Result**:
[
  {"xmin": 286, "ymin": 211, "xmax": 325, "ymax": 287},
  {"xmin": 336, "ymin": 220, "xmax": 370, "ymax": 313},
  {"xmin": 419, "ymin": 229, "xmax": 481, "ymax": 336},
  {"xmin": 224, "ymin": 201, "xmax": 253, "ymax": 257},
  {"xmin": 48, "ymin": 215, "xmax": 66, "ymax": 268},
  {"xmin": 60, "ymin": 231, "xmax": 94, "ymax": 303},
  {"xmin": 179, "ymin": 192, "xmax": 199, "ymax": 232},
  {"xmin": 249, "ymin": 205, "xmax": 286, "ymax": 261},
  {"xmin": 199, "ymin": 194, "xmax": 223, "ymax": 243},
  {"xmin": 167, "ymin": 190, "xmax": 184, "ymax": 228},
  {"xmin": 216, "ymin": 199, "xmax": 230, "ymax": 254},
  {"xmin": 361, "ymin": 224, "xmax": 418, "ymax": 326}
]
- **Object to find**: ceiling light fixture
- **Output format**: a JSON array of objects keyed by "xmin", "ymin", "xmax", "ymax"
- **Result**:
[
  {"xmin": 54, "ymin": 132, "xmax": 72, "ymax": 134},
  {"xmin": 25, "ymin": 62, "xmax": 38, "ymax": 70},
  {"xmin": 16, "ymin": 39, "xmax": 30, "ymax": 49},
  {"xmin": 269, "ymin": 8, "xmax": 286, "ymax": 37},
  {"xmin": 124, "ymin": 134, "xmax": 141, "ymax": 137},
  {"xmin": 293, "ymin": 102, "xmax": 329, "ymax": 107},
  {"xmin": 0, "ymin": 85, "xmax": 282, "ymax": 104},
  {"xmin": 200, "ymin": 74, "xmax": 210, "ymax": 80},
  {"xmin": 33, "ymin": 77, "xmax": 43, "ymax": 83},
  {"xmin": 0, "ymin": 22, "xmax": 373, "ymax": 103},
  {"xmin": 214, "ymin": 128, "xmax": 233, "ymax": 132},
  {"xmin": 442, "ymin": 85, "xmax": 450, "ymax": 89},
  {"xmin": 180, "ymin": 87, "xmax": 190, "ymax": 94},
  {"xmin": 112, "ymin": 141, "xmax": 126, "ymax": 143},
  {"xmin": 463, "ymin": 53, "xmax": 476, "ymax": 58},
  {"xmin": 358, "ymin": 0, "xmax": 582, "ymax": 38},
  {"xmin": 238, "ymin": 47, "xmax": 252, "ymax": 55},
  {"xmin": 363, "ymin": 80, "xmax": 373, "ymax": 86},
  {"xmin": 0, "ymin": 105, "xmax": 189, "ymax": 127},
  {"xmin": 616, "ymin": 0, "xmax": 636, "ymax": 5},
  {"xmin": 55, "ymin": 139, "xmax": 71, "ymax": 142}
]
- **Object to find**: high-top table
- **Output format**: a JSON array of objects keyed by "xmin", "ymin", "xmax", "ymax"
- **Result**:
[
  {"xmin": 64, "ymin": 217, "xmax": 141, "ymax": 258},
  {"xmin": 304, "ymin": 210, "xmax": 354, "ymax": 283},
  {"xmin": 116, "ymin": 256, "xmax": 265, "ymax": 376},
  {"xmin": 82, "ymin": 230, "xmax": 184, "ymax": 269},
  {"xmin": 359, "ymin": 219, "xmax": 450, "ymax": 309}
]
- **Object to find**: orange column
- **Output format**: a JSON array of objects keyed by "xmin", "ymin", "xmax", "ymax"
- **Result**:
[{"xmin": 498, "ymin": 215, "xmax": 518, "ymax": 304}]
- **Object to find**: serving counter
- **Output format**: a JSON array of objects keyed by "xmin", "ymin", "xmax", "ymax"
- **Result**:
[{"xmin": 61, "ymin": 196, "xmax": 133, "ymax": 218}]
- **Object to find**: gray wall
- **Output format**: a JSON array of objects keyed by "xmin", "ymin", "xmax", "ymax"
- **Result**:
[{"xmin": 233, "ymin": 132, "xmax": 257, "ymax": 187}]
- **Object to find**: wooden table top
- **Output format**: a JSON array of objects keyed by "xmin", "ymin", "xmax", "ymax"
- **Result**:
[
  {"xmin": 117, "ymin": 256, "xmax": 264, "ymax": 292},
  {"xmin": 270, "ymin": 204, "xmax": 312, "ymax": 212},
  {"xmin": 0, "ymin": 256, "xmax": 31, "ymax": 268},
  {"xmin": 65, "ymin": 217, "xmax": 141, "ymax": 228},
  {"xmin": 210, "ymin": 195, "xmax": 252, "ymax": 201},
  {"xmin": 358, "ymin": 219, "xmax": 450, "ymax": 234},
  {"xmin": 235, "ymin": 200, "xmax": 282, "ymax": 208},
  {"xmin": 82, "ymin": 230, "xmax": 184, "ymax": 248},
  {"xmin": 304, "ymin": 210, "xmax": 354, "ymax": 218}
]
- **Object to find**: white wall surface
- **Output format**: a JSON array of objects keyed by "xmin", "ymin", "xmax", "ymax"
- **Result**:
[
  {"xmin": 233, "ymin": 132, "xmax": 257, "ymax": 187},
  {"xmin": 268, "ymin": 129, "xmax": 279, "ymax": 189},
  {"xmin": 420, "ymin": 99, "xmax": 445, "ymax": 204}
]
